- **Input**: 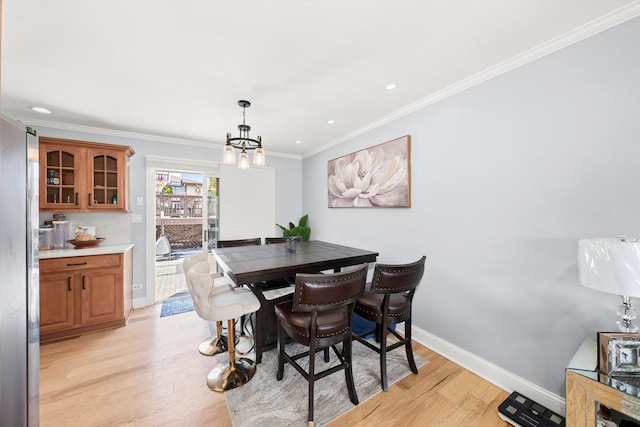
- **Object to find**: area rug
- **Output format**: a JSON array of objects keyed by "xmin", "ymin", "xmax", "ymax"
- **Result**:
[
  {"xmin": 225, "ymin": 341, "xmax": 428, "ymax": 426},
  {"xmin": 160, "ymin": 291, "xmax": 194, "ymax": 317}
]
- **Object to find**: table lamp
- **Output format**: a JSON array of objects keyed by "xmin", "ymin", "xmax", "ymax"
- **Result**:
[{"xmin": 578, "ymin": 237, "xmax": 640, "ymax": 332}]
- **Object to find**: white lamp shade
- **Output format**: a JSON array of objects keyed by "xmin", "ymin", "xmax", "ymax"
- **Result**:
[
  {"xmin": 578, "ymin": 238, "xmax": 640, "ymax": 298},
  {"xmin": 253, "ymin": 147, "xmax": 265, "ymax": 166},
  {"xmin": 238, "ymin": 152, "xmax": 250, "ymax": 169},
  {"xmin": 223, "ymin": 145, "xmax": 236, "ymax": 164}
]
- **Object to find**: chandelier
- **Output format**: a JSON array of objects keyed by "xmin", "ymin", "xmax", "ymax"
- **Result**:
[{"xmin": 223, "ymin": 100, "xmax": 266, "ymax": 169}]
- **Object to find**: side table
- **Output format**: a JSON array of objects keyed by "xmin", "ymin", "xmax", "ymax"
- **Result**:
[{"xmin": 566, "ymin": 337, "xmax": 640, "ymax": 426}]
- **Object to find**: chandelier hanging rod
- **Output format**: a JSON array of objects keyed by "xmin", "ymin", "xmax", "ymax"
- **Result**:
[
  {"xmin": 225, "ymin": 100, "xmax": 262, "ymax": 151},
  {"xmin": 223, "ymin": 100, "xmax": 266, "ymax": 169}
]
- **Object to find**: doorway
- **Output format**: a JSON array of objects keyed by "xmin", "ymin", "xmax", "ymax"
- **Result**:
[
  {"xmin": 144, "ymin": 157, "xmax": 275, "ymax": 307},
  {"xmin": 153, "ymin": 170, "xmax": 219, "ymax": 302}
]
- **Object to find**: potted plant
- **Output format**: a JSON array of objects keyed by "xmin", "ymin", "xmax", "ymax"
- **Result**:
[{"xmin": 277, "ymin": 214, "xmax": 311, "ymax": 241}]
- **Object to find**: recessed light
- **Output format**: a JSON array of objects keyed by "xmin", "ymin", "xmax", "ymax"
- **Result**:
[
  {"xmin": 295, "ymin": 140, "xmax": 301, "ymax": 144},
  {"xmin": 385, "ymin": 83, "xmax": 397, "ymax": 90},
  {"xmin": 327, "ymin": 120, "xmax": 335, "ymax": 125},
  {"xmin": 30, "ymin": 106, "xmax": 52, "ymax": 114}
]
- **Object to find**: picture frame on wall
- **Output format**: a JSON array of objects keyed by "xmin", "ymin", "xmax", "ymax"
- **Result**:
[
  {"xmin": 598, "ymin": 332, "xmax": 640, "ymax": 375},
  {"xmin": 327, "ymin": 135, "xmax": 411, "ymax": 208}
]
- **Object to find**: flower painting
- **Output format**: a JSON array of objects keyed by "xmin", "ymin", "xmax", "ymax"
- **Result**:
[{"xmin": 328, "ymin": 135, "xmax": 410, "ymax": 208}]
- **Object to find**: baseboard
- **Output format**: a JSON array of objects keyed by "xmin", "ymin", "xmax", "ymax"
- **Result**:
[
  {"xmin": 132, "ymin": 297, "xmax": 148, "ymax": 309},
  {"xmin": 411, "ymin": 326, "xmax": 566, "ymax": 416}
]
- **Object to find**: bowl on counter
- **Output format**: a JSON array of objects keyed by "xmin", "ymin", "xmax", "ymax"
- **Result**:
[{"xmin": 66, "ymin": 237, "xmax": 105, "ymax": 249}]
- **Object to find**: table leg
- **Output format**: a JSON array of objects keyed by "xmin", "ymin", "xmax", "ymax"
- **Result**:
[{"xmin": 248, "ymin": 284, "xmax": 265, "ymax": 364}]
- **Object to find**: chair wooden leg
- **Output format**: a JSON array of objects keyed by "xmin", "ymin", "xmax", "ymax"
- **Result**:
[
  {"xmin": 276, "ymin": 319, "xmax": 285, "ymax": 381},
  {"xmin": 344, "ymin": 336, "xmax": 359, "ymax": 405},
  {"xmin": 404, "ymin": 316, "xmax": 418, "ymax": 374},
  {"xmin": 380, "ymin": 318, "xmax": 389, "ymax": 391},
  {"xmin": 308, "ymin": 341, "xmax": 316, "ymax": 425}
]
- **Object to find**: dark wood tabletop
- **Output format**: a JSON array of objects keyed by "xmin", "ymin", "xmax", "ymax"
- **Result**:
[
  {"xmin": 213, "ymin": 240, "xmax": 379, "ymax": 285},
  {"xmin": 213, "ymin": 240, "xmax": 378, "ymax": 363}
]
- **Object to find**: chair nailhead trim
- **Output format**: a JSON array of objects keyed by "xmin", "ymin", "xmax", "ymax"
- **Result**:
[
  {"xmin": 358, "ymin": 307, "xmax": 409, "ymax": 318},
  {"xmin": 293, "ymin": 325, "xmax": 348, "ymax": 340}
]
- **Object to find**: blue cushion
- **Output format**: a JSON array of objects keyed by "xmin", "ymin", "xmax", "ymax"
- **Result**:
[{"xmin": 352, "ymin": 313, "xmax": 395, "ymax": 339}]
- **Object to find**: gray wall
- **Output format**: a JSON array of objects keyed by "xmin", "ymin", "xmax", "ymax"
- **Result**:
[
  {"xmin": 302, "ymin": 17, "xmax": 640, "ymax": 396},
  {"xmin": 29, "ymin": 14, "xmax": 640, "ymax": 400},
  {"xmin": 33, "ymin": 126, "xmax": 303, "ymax": 301}
]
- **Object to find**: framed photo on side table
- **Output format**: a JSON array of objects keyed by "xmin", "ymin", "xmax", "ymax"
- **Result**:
[{"xmin": 598, "ymin": 332, "xmax": 640, "ymax": 375}]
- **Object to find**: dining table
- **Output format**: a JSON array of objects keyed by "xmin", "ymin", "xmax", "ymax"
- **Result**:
[{"xmin": 213, "ymin": 240, "xmax": 379, "ymax": 363}]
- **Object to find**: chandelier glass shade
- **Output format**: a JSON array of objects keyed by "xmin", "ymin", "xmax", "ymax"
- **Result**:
[{"xmin": 224, "ymin": 100, "xmax": 265, "ymax": 169}]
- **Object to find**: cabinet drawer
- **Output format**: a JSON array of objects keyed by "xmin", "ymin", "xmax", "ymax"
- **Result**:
[{"xmin": 41, "ymin": 254, "xmax": 121, "ymax": 273}]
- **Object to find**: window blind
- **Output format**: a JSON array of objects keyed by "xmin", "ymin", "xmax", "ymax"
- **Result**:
[{"xmin": 219, "ymin": 164, "xmax": 276, "ymax": 241}]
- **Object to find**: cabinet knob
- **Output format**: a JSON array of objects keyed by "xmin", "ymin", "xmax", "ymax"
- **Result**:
[{"xmin": 67, "ymin": 277, "xmax": 71, "ymax": 292}]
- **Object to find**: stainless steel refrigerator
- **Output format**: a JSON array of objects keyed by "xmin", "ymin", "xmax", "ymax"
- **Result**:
[{"xmin": 0, "ymin": 117, "xmax": 39, "ymax": 426}]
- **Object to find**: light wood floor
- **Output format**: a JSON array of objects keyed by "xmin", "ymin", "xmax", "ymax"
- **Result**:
[{"xmin": 39, "ymin": 305, "xmax": 510, "ymax": 426}]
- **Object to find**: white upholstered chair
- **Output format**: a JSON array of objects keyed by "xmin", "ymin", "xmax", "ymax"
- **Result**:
[
  {"xmin": 188, "ymin": 261, "xmax": 261, "ymax": 391},
  {"xmin": 182, "ymin": 253, "xmax": 233, "ymax": 356}
]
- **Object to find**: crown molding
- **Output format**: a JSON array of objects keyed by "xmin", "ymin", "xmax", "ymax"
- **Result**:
[
  {"xmin": 10, "ymin": 116, "xmax": 216, "ymax": 146},
  {"xmin": 9, "ymin": 116, "xmax": 301, "ymax": 160},
  {"xmin": 304, "ymin": 1, "xmax": 640, "ymax": 159}
]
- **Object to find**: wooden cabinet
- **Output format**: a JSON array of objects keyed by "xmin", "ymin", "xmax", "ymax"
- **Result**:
[
  {"xmin": 39, "ymin": 250, "xmax": 133, "ymax": 342},
  {"xmin": 39, "ymin": 137, "xmax": 134, "ymax": 212},
  {"xmin": 79, "ymin": 267, "xmax": 123, "ymax": 325},
  {"xmin": 39, "ymin": 272, "xmax": 75, "ymax": 334}
]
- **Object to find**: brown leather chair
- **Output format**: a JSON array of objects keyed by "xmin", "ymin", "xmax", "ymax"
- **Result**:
[
  {"xmin": 352, "ymin": 256, "xmax": 426, "ymax": 391},
  {"xmin": 275, "ymin": 263, "xmax": 368, "ymax": 426},
  {"xmin": 217, "ymin": 237, "xmax": 261, "ymax": 247}
]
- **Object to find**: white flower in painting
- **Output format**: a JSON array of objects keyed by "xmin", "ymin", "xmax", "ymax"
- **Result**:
[{"xmin": 328, "ymin": 148, "xmax": 407, "ymax": 207}]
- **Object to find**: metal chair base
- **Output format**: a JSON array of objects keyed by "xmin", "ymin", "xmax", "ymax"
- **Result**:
[
  {"xmin": 207, "ymin": 357, "xmax": 256, "ymax": 391},
  {"xmin": 198, "ymin": 335, "xmax": 227, "ymax": 356}
]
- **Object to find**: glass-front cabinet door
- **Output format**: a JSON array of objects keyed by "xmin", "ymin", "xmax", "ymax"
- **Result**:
[
  {"xmin": 87, "ymin": 149, "xmax": 125, "ymax": 211},
  {"xmin": 40, "ymin": 143, "xmax": 82, "ymax": 209}
]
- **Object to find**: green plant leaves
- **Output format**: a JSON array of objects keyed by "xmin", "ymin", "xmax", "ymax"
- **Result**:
[{"xmin": 276, "ymin": 214, "xmax": 311, "ymax": 241}]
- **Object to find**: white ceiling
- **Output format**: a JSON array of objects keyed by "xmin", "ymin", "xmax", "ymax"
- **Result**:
[{"xmin": 2, "ymin": 0, "xmax": 639, "ymax": 159}]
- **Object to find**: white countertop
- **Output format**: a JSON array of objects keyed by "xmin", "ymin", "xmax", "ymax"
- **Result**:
[{"xmin": 39, "ymin": 243, "xmax": 134, "ymax": 259}]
